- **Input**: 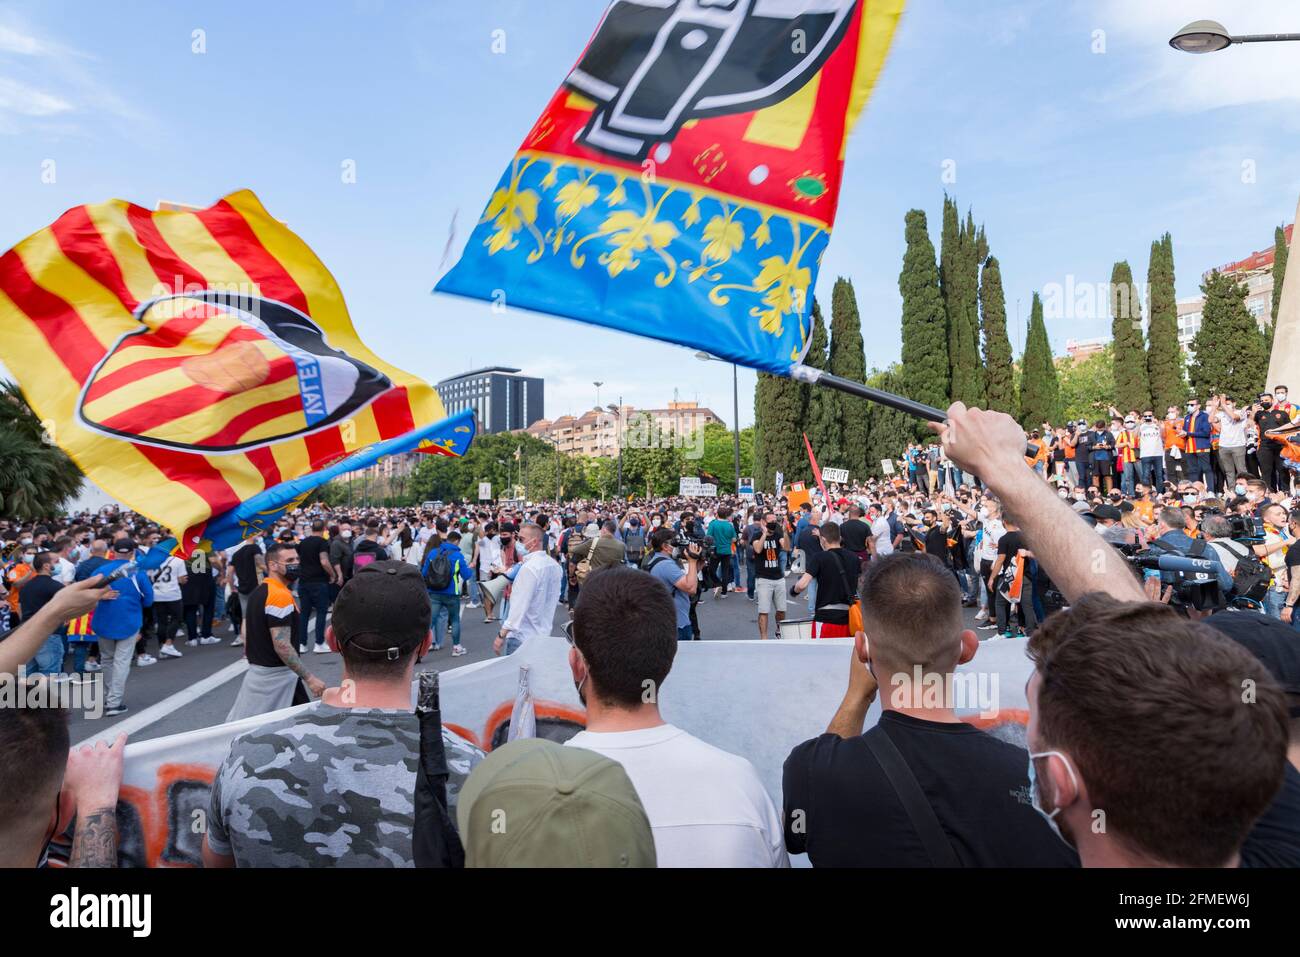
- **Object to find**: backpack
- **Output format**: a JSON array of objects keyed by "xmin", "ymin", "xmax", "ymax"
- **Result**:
[
  {"xmin": 352, "ymin": 538, "xmax": 384, "ymax": 570},
  {"xmin": 1218, "ymin": 540, "xmax": 1271, "ymax": 601},
  {"xmin": 625, "ymin": 528, "xmax": 646, "ymax": 561},
  {"xmin": 422, "ymin": 547, "xmax": 454, "ymax": 592}
]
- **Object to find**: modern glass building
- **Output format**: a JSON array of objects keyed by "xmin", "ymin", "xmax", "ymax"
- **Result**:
[{"xmin": 435, "ymin": 366, "xmax": 544, "ymax": 434}]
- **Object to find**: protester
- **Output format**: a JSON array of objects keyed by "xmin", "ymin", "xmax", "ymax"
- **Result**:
[
  {"xmin": 565, "ymin": 565, "xmax": 787, "ymax": 867},
  {"xmin": 203, "ymin": 561, "xmax": 484, "ymax": 867},
  {"xmin": 493, "ymin": 522, "xmax": 562, "ymax": 656}
]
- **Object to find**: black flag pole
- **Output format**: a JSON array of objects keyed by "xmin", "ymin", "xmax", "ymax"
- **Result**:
[{"xmin": 791, "ymin": 364, "xmax": 946, "ymax": 423}]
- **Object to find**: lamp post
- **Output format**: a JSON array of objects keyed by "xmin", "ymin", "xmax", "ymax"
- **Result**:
[
  {"xmin": 606, "ymin": 399, "xmax": 624, "ymax": 499},
  {"xmin": 695, "ymin": 352, "xmax": 741, "ymax": 493},
  {"xmin": 1168, "ymin": 19, "xmax": 1300, "ymax": 53},
  {"xmin": 593, "ymin": 380, "xmax": 604, "ymax": 412}
]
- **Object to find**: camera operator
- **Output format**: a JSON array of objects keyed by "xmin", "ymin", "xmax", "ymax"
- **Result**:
[
  {"xmin": 646, "ymin": 527, "xmax": 703, "ymax": 642},
  {"xmin": 752, "ymin": 511, "xmax": 791, "ymax": 640},
  {"xmin": 1144, "ymin": 506, "xmax": 1233, "ymax": 607}
]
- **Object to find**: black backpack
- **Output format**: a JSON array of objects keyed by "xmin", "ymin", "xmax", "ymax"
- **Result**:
[
  {"xmin": 423, "ymin": 547, "xmax": 454, "ymax": 592},
  {"xmin": 1217, "ymin": 540, "xmax": 1272, "ymax": 601}
]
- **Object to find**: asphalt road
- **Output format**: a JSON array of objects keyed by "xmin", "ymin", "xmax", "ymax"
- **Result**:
[{"xmin": 67, "ymin": 573, "xmax": 990, "ymax": 745}]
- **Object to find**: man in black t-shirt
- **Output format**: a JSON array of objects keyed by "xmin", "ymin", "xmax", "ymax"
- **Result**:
[
  {"xmin": 1255, "ymin": 393, "xmax": 1292, "ymax": 492},
  {"xmin": 921, "ymin": 510, "xmax": 949, "ymax": 566},
  {"xmin": 988, "ymin": 522, "xmax": 1036, "ymax": 637},
  {"xmin": 790, "ymin": 522, "xmax": 860, "ymax": 639},
  {"xmin": 19, "ymin": 552, "xmax": 65, "ymax": 675},
  {"xmin": 839, "ymin": 506, "xmax": 871, "ymax": 562},
  {"xmin": 753, "ymin": 511, "xmax": 790, "ymax": 640},
  {"xmin": 295, "ymin": 520, "xmax": 334, "ymax": 654},
  {"xmin": 783, "ymin": 553, "xmax": 1076, "ymax": 867}
]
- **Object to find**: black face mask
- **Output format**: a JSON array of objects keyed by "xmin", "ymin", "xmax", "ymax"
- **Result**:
[
  {"xmin": 1261, "ymin": 401, "xmax": 1274, "ymax": 410},
  {"xmin": 280, "ymin": 563, "xmax": 301, "ymax": 582}
]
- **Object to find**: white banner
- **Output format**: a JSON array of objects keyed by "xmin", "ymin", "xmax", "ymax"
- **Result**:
[
  {"xmin": 478, "ymin": 481, "xmax": 492, "ymax": 501},
  {"xmin": 822, "ymin": 467, "xmax": 849, "ymax": 484},
  {"xmin": 880, "ymin": 459, "xmax": 895, "ymax": 475}
]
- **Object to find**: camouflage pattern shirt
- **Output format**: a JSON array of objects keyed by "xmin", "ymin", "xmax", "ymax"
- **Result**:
[{"xmin": 206, "ymin": 702, "xmax": 484, "ymax": 867}]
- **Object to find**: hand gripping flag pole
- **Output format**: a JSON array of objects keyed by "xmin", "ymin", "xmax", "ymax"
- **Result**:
[{"xmin": 792, "ymin": 364, "xmax": 946, "ymax": 424}]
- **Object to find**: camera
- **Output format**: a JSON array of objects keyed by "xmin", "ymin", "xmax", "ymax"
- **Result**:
[
  {"xmin": 765, "ymin": 521, "xmax": 781, "ymax": 538},
  {"xmin": 672, "ymin": 531, "xmax": 715, "ymax": 559},
  {"xmin": 1115, "ymin": 543, "xmax": 1222, "ymax": 612}
]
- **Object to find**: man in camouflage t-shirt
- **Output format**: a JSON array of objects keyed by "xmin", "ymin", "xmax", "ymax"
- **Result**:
[
  {"xmin": 205, "ymin": 703, "xmax": 482, "ymax": 867},
  {"xmin": 203, "ymin": 560, "xmax": 484, "ymax": 868}
]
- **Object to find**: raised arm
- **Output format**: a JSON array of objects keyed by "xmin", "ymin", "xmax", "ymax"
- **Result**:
[{"xmin": 932, "ymin": 403, "xmax": 1144, "ymax": 604}]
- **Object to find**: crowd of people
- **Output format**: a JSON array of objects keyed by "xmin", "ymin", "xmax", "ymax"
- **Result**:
[{"xmin": 0, "ymin": 391, "xmax": 1298, "ymax": 869}]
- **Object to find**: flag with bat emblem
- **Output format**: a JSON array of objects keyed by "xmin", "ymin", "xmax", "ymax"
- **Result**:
[{"xmin": 0, "ymin": 189, "xmax": 475, "ymax": 554}]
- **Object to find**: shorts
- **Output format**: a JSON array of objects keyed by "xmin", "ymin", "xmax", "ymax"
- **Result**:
[
  {"xmin": 755, "ymin": 577, "xmax": 786, "ymax": 615},
  {"xmin": 813, "ymin": 621, "xmax": 851, "ymax": 639},
  {"xmin": 1092, "ymin": 459, "xmax": 1114, "ymax": 477}
]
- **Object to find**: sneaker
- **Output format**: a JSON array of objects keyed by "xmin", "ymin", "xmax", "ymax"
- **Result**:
[
  {"xmin": 186, "ymin": 639, "xmax": 199, "ymax": 647},
  {"xmin": 230, "ymin": 637, "xmax": 244, "ymax": 647},
  {"xmin": 467, "ymin": 602, "xmax": 481, "ymax": 609},
  {"xmin": 136, "ymin": 654, "xmax": 157, "ymax": 666},
  {"xmin": 84, "ymin": 660, "xmax": 102, "ymax": 672},
  {"xmin": 985, "ymin": 634, "xmax": 1003, "ymax": 642},
  {"xmin": 977, "ymin": 622, "xmax": 997, "ymax": 631},
  {"xmin": 159, "ymin": 644, "xmax": 183, "ymax": 659},
  {"xmin": 974, "ymin": 609, "xmax": 988, "ymax": 622},
  {"xmin": 312, "ymin": 643, "xmax": 330, "ymax": 654},
  {"xmin": 199, "ymin": 636, "xmax": 221, "ymax": 645},
  {"xmin": 105, "ymin": 706, "xmax": 129, "ymax": 717},
  {"xmin": 431, "ymin": 643, "xmax": 443, "ymax": 652},
  {"xmin": 451, "ymin": 645, "xmax": 467, "ymax": 657}
]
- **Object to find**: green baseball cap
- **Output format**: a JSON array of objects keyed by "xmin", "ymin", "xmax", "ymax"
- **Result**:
[{"xmin": 457, "ymin": 738, "xmax": 656, "ymax": 868}]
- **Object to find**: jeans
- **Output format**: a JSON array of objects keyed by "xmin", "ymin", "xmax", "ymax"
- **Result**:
[
  {"xmin": 505, "ymin": 635, "xmax": 522, "ymax": 655},
  {"xmin": 97, "ymin": 633, "xmax": 139, "ymax": 710},
  {"xmin": 430, "ymin": 592, "xmax": 462, "ymax": 647},
  {"xmin": 27, "ymin": 633, "xmax": 63, "ymax": 676},
  {"xmin": 677, "ymin": 624, "xmax": 695, "ymax": 642},
  {"xmin": 711, "ymin": 554, "xmax": 732, "ymax": 593},
  {"xmin": 1219, "ymin": 446, "xmax": 1247, "ymax": 490},
  {"xmin": 69, "ymin": 640, "xmax": 93, "ymax": 674},
  {"xmin": 1120, "ymin": 461, "xmax": 1138, "ymax": 497},
  {"xmin": 297, "ymin": 580, "xmax": 331, "ymax": 649},
  {"xmin": 1264, "ymin": 589, "xmax": 1287, "ymax": 621},
  {"xmin": 1186, "ymin": 451, "xmax": 1213, "ymax": 490},
  {"xmin": 806, "ymin": 578, "xmax": 817, "ymax": 615},
  {"xmin": 746, "ymin": 556, "xmax": 757, "ymax": 598},
  {"xmin": 183, "ymin": 593, "xmax": 216, "ymax": 642},
  {"xmin": 995, "ymin": 591, "xmax": 1039, "ymax": 635},
  {"xmin": 1140, "ymin": 456, "xmax": 1165, "ymax": 489},
  {"xmin": 153, "ymin": 600, "xmax": 183, "ymax": 647}
]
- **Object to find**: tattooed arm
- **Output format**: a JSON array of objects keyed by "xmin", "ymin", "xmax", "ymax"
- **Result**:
[
  {"xmin": 271, "ymin": 626, "xmax": 325, "ymax": 697},
  {"xmin": 63, "ymin": 733, "xmax": 127, "ymax": 868}
]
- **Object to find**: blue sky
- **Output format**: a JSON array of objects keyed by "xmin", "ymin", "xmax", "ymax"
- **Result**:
[{"xmin": 2, "ymin": 0, "xmax": 1297, "ymax": 428}]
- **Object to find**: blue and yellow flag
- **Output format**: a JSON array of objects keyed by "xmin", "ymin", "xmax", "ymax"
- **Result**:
[
  {"xmin": 0, "ymin": 190, "xmax": 475, "ymax": 554},
  {"xmin": 437, "ymin": 0, "xmax": 904, "ymax": 373}
]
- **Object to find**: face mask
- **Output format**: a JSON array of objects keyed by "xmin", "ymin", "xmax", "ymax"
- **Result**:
[
  {"xmin": 977, "ymin": 507, "xmax": 989, "ymax": 520},
  {"xmin": 280, "ymin": 563, "xmax": 301, "ymax": 582},
  {"xmin": 1057, "ymin": 490, "xmax": 1068, "ymax": 499},
  {"xmin": 1261, "ymin": 401, "xmax": 1273, "ymax": 409},
  {"xmin": 1277, "ymin": 394, "xmax": 1288, "ymax": 403},
  {"xmin": 20, "ymin": 537, "xmax": 32, "ymax": 545},
  {"xmin": 1235, "ymin": 485, "xmax": 1247, "ymax": 496},
  {"xmin": 24, "ymin": 554, "xmax": 36, "ymax": 563},
  {"xmin": 1027, "ymin": 750, "xmax": 1078, "ymax": 847},
  {"xmin": 1182, "ymin": 494, "xmax": 1197, "ymax": 505},
  {"xmin": 341, "ymin": 530, "xmax": 352, "ymax": 539}
]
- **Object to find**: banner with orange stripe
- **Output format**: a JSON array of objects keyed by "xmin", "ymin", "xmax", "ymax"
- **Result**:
[{"xmin": 0, "ymin": 190, "xmax": 474, "ymax": 554}]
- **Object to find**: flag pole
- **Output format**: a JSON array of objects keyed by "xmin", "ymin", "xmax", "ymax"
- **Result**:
[{"xmin": 791, "ymin": 364, "xmax": 946, "ymax": 424}]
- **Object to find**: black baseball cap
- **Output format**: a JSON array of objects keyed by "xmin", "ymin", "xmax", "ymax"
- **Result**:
[
  {"xmin": 112, "ymin": 538, "xmax": 136, "ymax": 554},
  {"xmin": 330, "ymin": 560, "xmax": 431, "ymax": 660},
  {"xmin": 1091, "ymin": 504, "xmax": 1122, "ymax": 522}
]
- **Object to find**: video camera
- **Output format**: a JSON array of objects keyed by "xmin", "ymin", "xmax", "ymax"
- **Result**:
[
  {"xmin": 1115, "ymin": 543, "xmax": 1223, "ymax": 612},
  {"xmin": 671, "ymin": 530, "xmax": 715, "ymax": 559}
]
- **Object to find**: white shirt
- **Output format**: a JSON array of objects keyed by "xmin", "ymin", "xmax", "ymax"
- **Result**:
[
  {"xmin": 150, "ymin": 555, "xmax": 187, "ymax": 602},
  {"xmin": 477, "ymin": 535, "xmax": 501, "ymax": 575},
  {"xmin": 977, "ymin": 518, "xmax": 1005, "ymax": 563},
  {"xmin": 1215, "ymin": 410, "xmax": 1247, "ymax": 448},
  {"xmin": 566, "ymin": 723, "xmax": 788, "ymax": 868},
  {"xmin": 55, "ymin": 556, "xmax": 76, "ymax": 585},
  {"xmin": 870, "ymin": 516, "xmax": 893, "ymax": 556},
  {"xmin": 1137, "ymin": 422, "xmax": 1163, "ymax": 458},
  {"xmin": 500, "ymin": 550, "xmax": 562, "ymax": 646}
]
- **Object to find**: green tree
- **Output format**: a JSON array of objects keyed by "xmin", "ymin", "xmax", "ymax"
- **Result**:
[
  {"xmin": 1057, "ymin": 344, "xmax": 1116, "ymax": 422},
  {"xmin": 940, "ymin": 198, "xmax": 982, "ymax": 407},
  {"xmin": 0, "ymin": 381, "xmax": 84, "ymax": 519},
  {"xmin": 1269, "ymin": 224, "xmax": 1288, "ymax": 354},
  {"xmin": 829, "ymin": 277, "xmax": 869, "ymax": 478},
  {"xmin": 697, "ymin": 422, "xmax": 754, "ymax": 493},
  {"xmin": 979, "ymin": 255, "xmax": 1016, "ymax": 414},
  {"xmin": 899, "ymin": 209, "xmax": 949, "ymax": 435},
  {"xmin": 408, "ymin": 431, "xmax": 554, "ymax": 503},
  {"xmin": 1145, "ymin": 233, "xmax": 1185, "ymax": 411},
  {"xmin": 1109, "ymin": 260, "xmax": 1151, "ymax": 412},
  {"xmin": 802, "ymin": 298, "xmax": 841, "ymax": 470},
  {"xmin": 1018, "ymin": 293, "xmax": 1060, "ymax": 427},
  {"xmin": 621, "ymin": 416, "xmax": 686, "ymax": 497},
  {"xmin": 1188, "ymin": 269, "xmax": 1270, "ymax": 399},
  {"xmin": 753, "ymin": 369, "xmax": 808, "ymax": 491},
  {"xmin": 862, "ymin": 365, "xmax": 914, "ymax": 478}
]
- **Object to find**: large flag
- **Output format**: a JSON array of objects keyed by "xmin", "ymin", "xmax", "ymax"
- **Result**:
[
  {"xmin": 0, "ymin": 190, "xmax": 474, "ymax": 554},
  {"xmin": 437, "ymin": 0, "xmax": 904, "ymax": 374}
]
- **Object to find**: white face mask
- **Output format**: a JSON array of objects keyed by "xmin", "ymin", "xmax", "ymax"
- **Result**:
[
  {"xmin": 1027, "ymin": 750, "xmax": 1078, "ymax": 848},
  {"xmin": 977, "ymin": 507, "xmax": 989, "ymax": 520},
  {"xmin": 1057, "ymin": 490, "xmax": 1069, "ymax": 499},
  {"xmin": 341, "ymin": 530, "xmax": 352, "ymax": 539}
]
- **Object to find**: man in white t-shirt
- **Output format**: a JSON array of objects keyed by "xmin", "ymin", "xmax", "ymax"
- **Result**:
[
  {"xmin": 1209, "ymin": 395, "xmax": 1249, "ymax": 490},
  {"xmin": 147, "ymin": 553, "xmax": 188, "ymax": 660},
  {"xmin": 974, "ymin": 500, "xmax": 1005, "ymax": 628},
  {"xmin": 1135, "ymin": 411, "xmax": 1166, "ymax": 489},
  {"xmin": 564, "ymin": 565, "xmax": 788, "ymax": 867},
  {"xmin": 868, "ymin": 504, "xmax": 894, "ymax": 558}
]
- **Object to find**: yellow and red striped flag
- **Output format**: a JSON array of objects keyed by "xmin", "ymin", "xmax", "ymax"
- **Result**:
[{"xmin": 0, "ymin": 190, "xmax": 474, "ymax": 553}]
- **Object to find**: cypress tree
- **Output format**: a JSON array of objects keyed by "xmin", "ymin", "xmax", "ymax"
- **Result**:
[
  {"xmin": 1268, "ymin": 224, "xmax": 1288, "ymax": 354},
  {"xmin": 980, "ymin": 255, "xmax": 1016, "ymax": 414},
  {"xmin": 962, "ymin": 211, "xmax": 985, "ymax": 405},
  {"xmin": 900, "ymin": 209, "xmax": 950, "ymax": 435},
  {"xmin": 1018, "ymin": 292, "xmax": 1059, "ymax": 427},
  {"xmin": 863, "ymin": 365, "xmax": 914, "ymax": 478},
  {"xmin": 804, "ymin": 298, "xmax": 842, "ymax": 470},
  {"xmin": 829, "ymin": 277, "xmax": 869, "ymax": 479},
  {"xmin": 1188, "ymin": 270, "xmax": 1270, "ymax": 399},
  {"xmin": 940, "ymin": 199, "xmax": 982, "ymax": 406},
  {"xmin": 1146, "ymin": 233, "xmax": 1184, "ymax": 411},
  {"xmin": 1109, "ymin": 260, "xmax": 1151, "ymax": 412}
]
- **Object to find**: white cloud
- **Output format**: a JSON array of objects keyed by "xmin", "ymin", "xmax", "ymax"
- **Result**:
[
  {"xmin": 0, "ymin": 76, "xmax": 71, "ymax": 116},
  {"xmin": 0, "ymin": 24, "xmax": 44, "ymax": 55}
]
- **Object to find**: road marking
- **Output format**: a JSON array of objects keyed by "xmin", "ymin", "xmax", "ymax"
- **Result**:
[{"xmin": 77, "ymin": 658, "xmax": 249, "ymax": 746}]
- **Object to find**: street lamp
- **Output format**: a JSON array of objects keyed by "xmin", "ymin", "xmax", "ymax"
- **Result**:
[
  {"xmin": 593, "ymin": 380, "xmax": 604, "ymax": 411},
  {"xmin": 694, "ymin": 351, "xmax": 741, "ymax": 493},
  {"xmin": 606, "ymin": 399, "xmax": 624, "ymax": 499},
  {"xmin": 1169, "ymin": 19, "xmax": 1300, "ymax": 53}
]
